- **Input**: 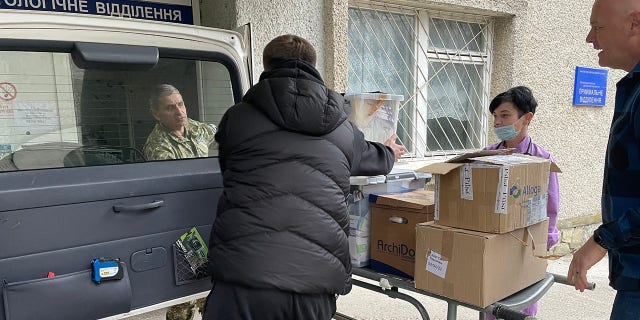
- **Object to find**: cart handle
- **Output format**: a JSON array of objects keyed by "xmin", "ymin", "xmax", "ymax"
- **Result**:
[{"xmin": 551, "ymin": 273, "xmax": 596, "ymax": 290}]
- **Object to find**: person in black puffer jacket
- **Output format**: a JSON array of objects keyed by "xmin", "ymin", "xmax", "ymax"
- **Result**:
[{"xmin": 203, "ymin": 34, "xmax": 406, "ymax": 320}]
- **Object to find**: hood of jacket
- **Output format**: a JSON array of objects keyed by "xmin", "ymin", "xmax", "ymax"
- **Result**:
[{"xmin": 242, "ymin": 59, "xmax": 348, "ymax": 136}]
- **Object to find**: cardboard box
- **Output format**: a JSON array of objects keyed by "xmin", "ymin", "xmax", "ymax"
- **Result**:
[
  {"xmin": 369, "ymin": 189, "xmax": 435, "ymax": 278},
  {"xmin": 414, "ymin": 220, "xmax": 548, "ymax": 307},
  {"xmin": 417, "ymin": 150, "xmax": 561, "ymax": 233}
]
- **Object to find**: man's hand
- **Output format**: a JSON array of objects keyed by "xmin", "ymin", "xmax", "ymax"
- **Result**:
[
  {"xmin": 567, "ymin": 236, "xmax": 607, "ymax": 292},
  {"xmin": 384, "ymin": 133, "xmax": 406, "ymax": 161}
]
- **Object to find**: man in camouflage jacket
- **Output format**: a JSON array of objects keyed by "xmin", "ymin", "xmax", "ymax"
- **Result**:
[{"xmin": 143, "ymin": 84, "xmax": 216, "ymax": 161}]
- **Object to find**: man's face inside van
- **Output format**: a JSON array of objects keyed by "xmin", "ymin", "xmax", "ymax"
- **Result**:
[{"xmin": 152, "ymin": 91, "xmax": 188, "ymax": 135}]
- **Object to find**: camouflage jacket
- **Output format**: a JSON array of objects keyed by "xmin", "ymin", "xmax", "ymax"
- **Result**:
[{"xmin": 143, "ymin": 118, "xmax": 216, "ymax": 160}]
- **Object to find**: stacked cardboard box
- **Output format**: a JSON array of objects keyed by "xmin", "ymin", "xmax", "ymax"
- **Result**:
[
  {"xmin": 418, "ymin": 150, "xmax": 561, "ymax": 233},
  {"xmin": 368, "ymin": 189, "xmax": 435, "ymax": 278},
  {"xmin": 414, "ymin": 220, "xmax": 549, "ymax": 307},
  {"xmin": 413, "ymin": 150, "xmax": 560, "ymax": 307}
]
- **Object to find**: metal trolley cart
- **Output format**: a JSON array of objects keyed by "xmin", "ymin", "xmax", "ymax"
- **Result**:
[
  {"xmin": 335, "ymin": 268, "xmax": 595, "ymax": 320},
  {"xmin": 343, "ymin": 168, "xmax": 595, "ymax": 320}
]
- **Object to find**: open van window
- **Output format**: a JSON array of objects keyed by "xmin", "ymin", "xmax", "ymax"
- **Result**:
[{"xmin": 0, "ymin": 43, "xmax": 240, "ymax": 171}]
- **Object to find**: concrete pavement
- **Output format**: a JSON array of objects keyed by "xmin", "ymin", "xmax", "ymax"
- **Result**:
[{"xmin": 123, "ymin": 254, "xmax": 615, "ymax": 320}]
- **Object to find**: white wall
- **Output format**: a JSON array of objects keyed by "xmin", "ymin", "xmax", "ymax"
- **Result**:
[{"xmin": 201, "ymin": 0, "xmax": 326, "ymax": 84}]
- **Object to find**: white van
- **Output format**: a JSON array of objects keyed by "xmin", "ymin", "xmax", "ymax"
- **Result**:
[{"xmin": 0, "ymin": 9, "xmax": 250, "ymax": 320}]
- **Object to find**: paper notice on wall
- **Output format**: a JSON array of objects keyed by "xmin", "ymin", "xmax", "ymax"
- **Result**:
[
  {"xmin": 0, "ymin": 104, "xmax": 13, "ymax": 117},
  {"xmin": 12, "ymin": 101, "xmax": 60, "ymax": 134},
  {"xmin": 495, "ymin": 166, "xmax": 510, "ymax": 214},
  {"xmin": 434, "ymin": 175, "xmax": 440, "ymax": 220},
  {"xmin": 0, "ymin": 144, "xmax": 11, "ymax": 159},
  {"xmin": 426, "ymin": 250, "xmax": 448, "ymax": 279},
  {"xmin": 459, "ymin": 164, "xmax": 473, "ymax": 200}
]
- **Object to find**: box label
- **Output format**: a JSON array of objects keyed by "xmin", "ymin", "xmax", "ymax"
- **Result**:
[
  {"xmin": 434, "ymin": 175, "xmax": 440, "ymax": 220},
  {"xmin": 525, "ymin": 194, "xmax": 548, "ymax": 225},
  {"xmin": 459, "ymin": 164, "xmax": 473, "ymax": 200},
  {"xmin": 426, "ymin": 250, "xmax": 448, "ymax": 279},
  {"xmin": 494, "ymin": 167, "xmax": 510, "ymax": 214}
]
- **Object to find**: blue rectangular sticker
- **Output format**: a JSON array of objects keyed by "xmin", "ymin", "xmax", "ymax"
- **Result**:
[
  {"xmin": 573, "ymin": 66, "xmax": 608, "ymax": 107},
  {"xmin": 0, "ymin": 0, "xmax": 194, "ymax": 25}
]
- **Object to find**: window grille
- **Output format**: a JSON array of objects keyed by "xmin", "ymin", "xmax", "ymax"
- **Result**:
[{"xmin": 347, "ymin": 3, "xmax": 493, "ymax": 158}]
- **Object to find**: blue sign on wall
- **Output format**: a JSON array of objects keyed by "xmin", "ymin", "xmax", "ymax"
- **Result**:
[
  {"xmin": 0, "ymin": 0, "xmax": 194, "ymax": 25},
  {"xmin": 573, "ymin": 66, "xmax": 608, "ymax": 107}
]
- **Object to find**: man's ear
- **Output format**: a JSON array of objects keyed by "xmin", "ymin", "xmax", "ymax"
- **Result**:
[
  {"xmin": 630, "ymin": 11, "xmax": 640, "ymax": 34},
  {"xmin": 524, "ymin": 112, "xmax": 534, "ymax": 125},
  {"xmin": 150, "ymin": 108, "xmax": 161, "ymax": 122}
]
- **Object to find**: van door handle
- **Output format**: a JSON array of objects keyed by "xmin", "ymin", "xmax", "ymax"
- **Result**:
[{"xmin": 113, "ymin": 200, "xmax": 164, "ymax": 213}]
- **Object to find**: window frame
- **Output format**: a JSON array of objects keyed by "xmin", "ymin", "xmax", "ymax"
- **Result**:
[{"xmin": 347, "ymin": 3, "xmax": 494, "ymax": 158}]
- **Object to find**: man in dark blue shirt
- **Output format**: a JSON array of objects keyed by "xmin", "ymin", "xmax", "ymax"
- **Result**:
[{"xmin": 569, "ymin": 0, "xmax": 640, "ymax": 318}]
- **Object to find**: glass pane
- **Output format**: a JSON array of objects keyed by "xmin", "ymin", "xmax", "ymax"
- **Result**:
[
  {"xmin": 347, "ymin": 8, "xmax": 415, "ymax": 150},
  {"xmin": 428, "ymin": 18, "xmax": 485, "ymax": 52},
  {"xmin": 0, "ymin": 52, "xmax": 235, "ymax": 171},
  {"xmin": 425, "ymin": 61, "xmax": 483, "ymax": 151}
]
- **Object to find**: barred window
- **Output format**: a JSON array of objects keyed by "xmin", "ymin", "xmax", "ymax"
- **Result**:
[{"xmin": 348, "ymin": 5, "xmax": 493, "ymax": 157}]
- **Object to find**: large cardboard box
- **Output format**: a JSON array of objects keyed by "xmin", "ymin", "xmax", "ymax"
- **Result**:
[
  {"xmin": 369, "ymin": 189, "xmax": 435, "ymax": 278},
  {"xmin": 417, "ymin": 150, "xmax": 561, "ymax": 234},
  {"xmin": 414, "ymin": 220, "xmax": 548, "ymax": 307}
]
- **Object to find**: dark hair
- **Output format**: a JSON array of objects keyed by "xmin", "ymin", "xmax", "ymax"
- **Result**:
[
  {"xmin": 263, "ymin": 34, "xmax": 317, "ymax": 70},
  {"xmin": 149, "ymin": 84, "xmax": 179, "ymax": 110},
  {"xmin": 488, "ymin": 86, "xmax": 537, "ymax": 116}
]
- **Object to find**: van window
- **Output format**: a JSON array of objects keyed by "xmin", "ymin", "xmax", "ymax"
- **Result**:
[{"xmin": 0, "ymin": 50, "xmax": 237, "ymax": 171}]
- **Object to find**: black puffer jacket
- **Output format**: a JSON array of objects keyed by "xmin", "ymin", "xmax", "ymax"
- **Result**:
[{"xmin": 208, "ymin": 59, "xmax": 395, "ymax": 295}]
